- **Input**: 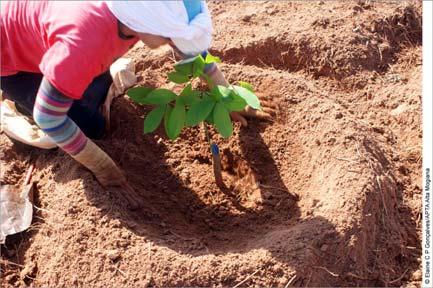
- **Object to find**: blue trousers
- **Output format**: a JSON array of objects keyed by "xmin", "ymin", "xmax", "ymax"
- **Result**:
[{"xmin": 1, "ymin": 71, "xmax": 112, "ymax": 139}]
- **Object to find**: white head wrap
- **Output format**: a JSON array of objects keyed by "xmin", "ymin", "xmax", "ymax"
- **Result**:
[{"xmin": 106, "ymin": 1, "xmax": 213, "ymax": 56}]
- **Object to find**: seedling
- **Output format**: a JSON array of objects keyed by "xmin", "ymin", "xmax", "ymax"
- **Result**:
[{"xmin": 127, "ymin": 53, "xmax": 261, "ymax": 186}]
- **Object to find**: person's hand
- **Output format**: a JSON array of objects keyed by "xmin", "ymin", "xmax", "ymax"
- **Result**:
[
  {"xmin": 72, "ymin": 139, "xmax": 143, "ymax": 209},
  {"xmin": 203, "ymin": 66, "xmax": 277, "ymax": 126},
  {"xmin": 92, "ymin": 163, "xmax": 143, "ymax": 210},
  {"xmin": 230, "ymin": 99, "xmax": 277, "ymax": 127}
]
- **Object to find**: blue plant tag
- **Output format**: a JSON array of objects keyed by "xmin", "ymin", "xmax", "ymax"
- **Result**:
[{"xmin": 211, "ymin": 143, "xmax": 220, "ymax": 155}]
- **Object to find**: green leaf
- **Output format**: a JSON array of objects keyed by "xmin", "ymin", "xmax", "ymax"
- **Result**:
[
  {"xmin": 164, "ymin": 105, "xmax": 173, "ymax": 137},
  {"xmin": 186, "ymin": 98, "xmax": 215, "ymax": 126},
  {"xmin": 237, "ymin": 81, "xmax": 254, "ymax": 92},
  {"xmin": 143, "ymin": 105, "xmax": 166, "ymax": 133},
  {"xmin": 202, "ymin": 92, "xmax": 214, "ymax": 102},
  {"xmin": 233, "ymin": 85, "xmax": 261, "ymax": 110},
  {"xmin": 213, "ymin": 85, "xmax": 232, "ymax": 98},
  {"xmin": 180, "ymin": 84, "xmax": 201, "ymax": 106},
  {"xmin": 205, "ymin": 53, "xmax": 221, "ymax": 64},
  {"xmin": 167, "ymin": 101, "xmax": 186, "ymax": 139},
  {"xmin": 209, "ymin": 85, "xmax": 230, "ymax": 101},
  {"xmin": 205, "ymin": 112, "xmax": 214, "ymax": 124},
  {"xmin": 192, "ymin": 55, "xmax": 205, "ymax": 77},
  {"xmin": 146, "ymin": 89, "xmax": 177, "ymax": 105},
  {"xmin": 168, "ymin": 72, "xmax": 189, "ymax": 84},
  {"xmin": 127, "ymin": 87, "xmax": 154, "ymax": 104},
  {"xmin": 223, "ymin": 92, "xmax": 248, "ymax": 112},
  {"xmin": 174, "ymin": 57, "xmax": 195, "ymax": 76},
  {"xmin": 213, "ymin": 102, "xmax": 233, "ymax": 138}
]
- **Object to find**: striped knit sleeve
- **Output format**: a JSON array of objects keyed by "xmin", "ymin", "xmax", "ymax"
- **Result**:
[{"xmin": 33, "ymin": 78, "xmax": 88, "ymax": 156}]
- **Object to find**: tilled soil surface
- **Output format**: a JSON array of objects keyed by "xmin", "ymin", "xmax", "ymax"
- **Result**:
[{"xmin": 0, "ymin": 1, "xmax": 423, "ymax": 287}]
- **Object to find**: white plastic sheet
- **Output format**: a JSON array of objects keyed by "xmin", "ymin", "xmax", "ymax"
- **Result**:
[{"xmin": 0, "ymin": 184, "xmax": 34, "ymax": 244}]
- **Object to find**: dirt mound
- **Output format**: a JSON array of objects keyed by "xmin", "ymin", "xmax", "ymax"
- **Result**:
[
  {"xmin": 1, "ymin": 1, "xmax": 422, "ymax": 287},
  {"xmin": 209, "ymin": 0, "xmax": 421, "ymax": 80}
]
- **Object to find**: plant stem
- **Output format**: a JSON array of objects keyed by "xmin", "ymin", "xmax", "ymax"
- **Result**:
[
  {"xmin": 203, "ymin": 122, "xmax": 211, "ymax": 144},
  {"xmin": 202, "ymin": 122, "xmax": 224, "ymax": 188}
]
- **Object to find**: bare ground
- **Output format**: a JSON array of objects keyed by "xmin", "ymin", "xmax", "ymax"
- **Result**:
[{"xmin": 1, "ymin": 1, "xmax": 422, "ymax": 287}]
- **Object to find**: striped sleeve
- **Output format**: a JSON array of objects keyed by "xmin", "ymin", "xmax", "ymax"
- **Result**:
[{"xmin": 33, "ymin": 78, "xmax": 88, "ymax": 155}]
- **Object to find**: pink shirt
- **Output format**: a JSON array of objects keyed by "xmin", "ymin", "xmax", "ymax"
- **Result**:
[{"xmin": 1, "ymin": 1, "xmax": 137, "ymax": 99}]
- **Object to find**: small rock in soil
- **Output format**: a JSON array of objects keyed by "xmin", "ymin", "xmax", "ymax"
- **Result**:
[
  {"xmin": 372, "ymin": 126, "xmax": 385, "ymax": 134},
  {"xmin": 278, "ymin": 276, "xmax": 289, "ymax": 286},
  {"xmin": 20, "ymin": 262, "xmax": 37, "ymax": 280},
  {"xmin": 242, "ymin": 15, "xmax": 253, "ymax": 22},
  {"xmin": 106, "ymin": 250, "xmax": 121, "ymax": 261},
  {"xmin": 5, "ymin": 274, "xmax": 17, "ymax": 284},
  {"xmin": 411, "ymin": 270, "xmax": 421, "ymax": 281},
  {"xmin": 320, "ymin": 244, "xmax": 329, "ymax": 252},
  {"xmin": 179, "ymin": 170, "xmax": 191, "ymax": 182}
]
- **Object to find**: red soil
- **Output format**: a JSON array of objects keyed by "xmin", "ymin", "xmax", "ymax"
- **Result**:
[{"xmin": 1, "ymin": 1, "xmax": 422, "ymax": 287}]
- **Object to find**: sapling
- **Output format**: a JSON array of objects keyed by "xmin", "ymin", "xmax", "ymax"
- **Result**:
[{"xmin": 127, "ymin": 53, "xmax": 261, "ymax": 186}]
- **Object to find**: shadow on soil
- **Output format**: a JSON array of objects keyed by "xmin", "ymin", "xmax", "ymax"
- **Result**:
[{"xmin": 98, "ymin": 97, "xmax": 304, "ymax": 250}]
